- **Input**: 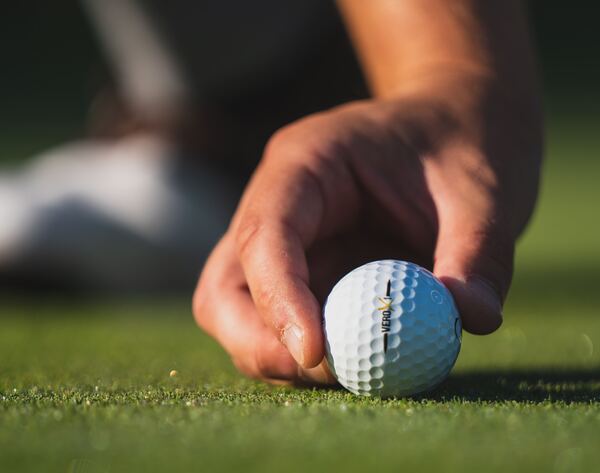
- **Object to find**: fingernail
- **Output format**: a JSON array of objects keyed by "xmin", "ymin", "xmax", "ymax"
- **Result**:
[
  {"xmin": 298, "ymin": 362, "xmax": 336, "ymax": 385},
  {"xmin": 282, "ymin": 324, "xmax": 304, "ymax": 366}
]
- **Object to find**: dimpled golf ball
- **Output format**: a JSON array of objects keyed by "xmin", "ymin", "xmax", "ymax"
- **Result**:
[{"xmin": 323, "ymin": 260, "xmax": 462, "ymax": 398}]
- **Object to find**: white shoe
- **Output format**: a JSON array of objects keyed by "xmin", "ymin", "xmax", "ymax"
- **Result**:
[{"xmin": 0, "ymin": 133, "xmax": 237, "ymax": 292}]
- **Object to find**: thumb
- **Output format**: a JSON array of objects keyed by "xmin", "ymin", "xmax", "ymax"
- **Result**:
[{"xmin": 433, "ymin": 221, "xmax": 515, "ymax": 335}]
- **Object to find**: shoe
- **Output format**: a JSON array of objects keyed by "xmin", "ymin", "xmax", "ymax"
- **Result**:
[{"xmin": 0, "ymin": 133, "xmax": 237, "ymax": 293}]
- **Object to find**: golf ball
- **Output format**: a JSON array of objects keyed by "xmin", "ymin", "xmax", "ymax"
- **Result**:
[{"xmin": 323, "ymin": 260, "xmax": 461, "ymax": 398}]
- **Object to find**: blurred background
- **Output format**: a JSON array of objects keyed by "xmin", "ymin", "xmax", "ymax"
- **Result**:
[
  {"xmin": 0, "ymin": 1, "xmax": 598, "ymax": 301},
  {"xmin": 0, "ymin": 0, "xmax": 367, "ymax": 294},
  {"xmin": 1, "ymin": 4, "xmax": 599, "ymax": 470}
]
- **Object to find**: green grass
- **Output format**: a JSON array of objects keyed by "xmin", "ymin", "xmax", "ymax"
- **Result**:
[
  {"xmin": 1, "ymin": 114, "xmax": 600, "ymax": 472},
  {"xmin": 1, "ymin": 300, "xmax": 599, "ymax": 473}
]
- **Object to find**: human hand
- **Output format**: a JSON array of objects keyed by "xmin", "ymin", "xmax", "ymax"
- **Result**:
[{"xmin": 193, "ymin": 77, "xmax": 542, "ymax": 384}]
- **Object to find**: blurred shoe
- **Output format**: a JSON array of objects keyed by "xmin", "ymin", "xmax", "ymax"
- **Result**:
[{"xmin": 0, "ymin": 133, "xmax": 237, "ymax": 293}]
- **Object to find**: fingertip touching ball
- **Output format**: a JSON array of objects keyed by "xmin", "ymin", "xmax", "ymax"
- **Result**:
[{"xmin": 323, "ymin": 260, "xmax": 462, "ymax": 398}]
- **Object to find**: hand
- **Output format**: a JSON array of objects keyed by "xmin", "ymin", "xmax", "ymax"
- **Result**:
[{"xmin": 193, "ymin": 77, "xmax": 542, "ymax": 384}]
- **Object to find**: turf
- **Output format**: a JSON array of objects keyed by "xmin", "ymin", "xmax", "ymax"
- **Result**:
[{"xmin": 1, "ymin": 117, "xmax": 600, "ymax": 472}]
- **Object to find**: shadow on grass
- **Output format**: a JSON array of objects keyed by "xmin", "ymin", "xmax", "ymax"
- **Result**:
[
  {"xmin": 431, "ymin": 368, "xmax": 600, "ymax": 403},
  {"xmin": 294, "ymin": 369, "xmax": 600, "ymax": 403}
]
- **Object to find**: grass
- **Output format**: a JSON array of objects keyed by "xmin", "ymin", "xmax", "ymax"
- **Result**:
[
  {"xmin": 1, "ymin": 114, "xmax": 600, "ymax": 472},
  {"xmin": 1, "ymin": 301, "xmax": 599, "ymax": 473}
]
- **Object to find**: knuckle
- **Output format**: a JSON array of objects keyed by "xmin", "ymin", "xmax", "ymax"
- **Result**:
[
  {"xmin": 264, "ymin": 117, "xmax": 328, "ymax": 163},
  {"xmin": 265, "ymin": 125, "xmax": 295, "ymax": 154},
  {"xmin": 253, "ymin": 282, "xmax": 278, "ymax": 314},
  {"xmin": 265, "ymin": 120, "xmax": 314, "ymax": 154},
  {"xmin": 234, "ymin": 217, "xmax": 262, "ymax": 260}
]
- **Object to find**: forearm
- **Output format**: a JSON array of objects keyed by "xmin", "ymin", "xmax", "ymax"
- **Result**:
[{"xmin": 337, "ymin": 0, "xmax": 540, "ymax": 111}]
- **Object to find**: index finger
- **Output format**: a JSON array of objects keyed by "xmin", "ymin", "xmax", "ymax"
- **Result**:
[{"xmin": 232, "ymin": 138, "xmax": 337, "ymax": 368}]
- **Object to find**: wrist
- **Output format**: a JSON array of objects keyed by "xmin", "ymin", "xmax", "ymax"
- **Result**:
[{"xmin": 379, "ymin": 67, "xmax": 542, "ymax": 149}]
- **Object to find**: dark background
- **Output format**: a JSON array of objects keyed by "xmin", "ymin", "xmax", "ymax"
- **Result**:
[{"xmin": 0, "ymin": 2, "xmax": 598, "ymax": 164}]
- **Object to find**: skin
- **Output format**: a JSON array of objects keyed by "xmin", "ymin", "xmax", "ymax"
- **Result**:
[{"xmin": 193, "ymin": 0, "xmax": 543, "ymax": 384}]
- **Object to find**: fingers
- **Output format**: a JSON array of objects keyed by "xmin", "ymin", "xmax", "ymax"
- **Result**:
[
  {"xmin": 232, "ymin": 147, "xmax": 334, "ymax": 369},
  {"xmin": 433, "ymin": 218, "xmax": 514, "ymax": 335},
  {"xmin": 194, "ymin": 235, "xmax": 334, "ymax": 384},
  {"xmin": 193, "ymin": 236, "xmax": 297, "ymax": 380},
  {"xmin": 235, "ymin": 220, "xmax": 324, "ymax": 369}
]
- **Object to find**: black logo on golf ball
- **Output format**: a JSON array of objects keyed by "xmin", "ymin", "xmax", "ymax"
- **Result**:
[
  {"xmin": 377, "ymin": 280, "xmax": 393, "ymax": 353},
  {"xmin": 454, "ymin": 317, "xmax": 462, "ymax": 341}
]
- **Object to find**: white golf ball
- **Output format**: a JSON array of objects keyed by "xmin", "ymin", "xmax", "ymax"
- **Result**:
[{"xmin": 323, "ymin": 260, "xmax": 462, "ymax": 398}]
